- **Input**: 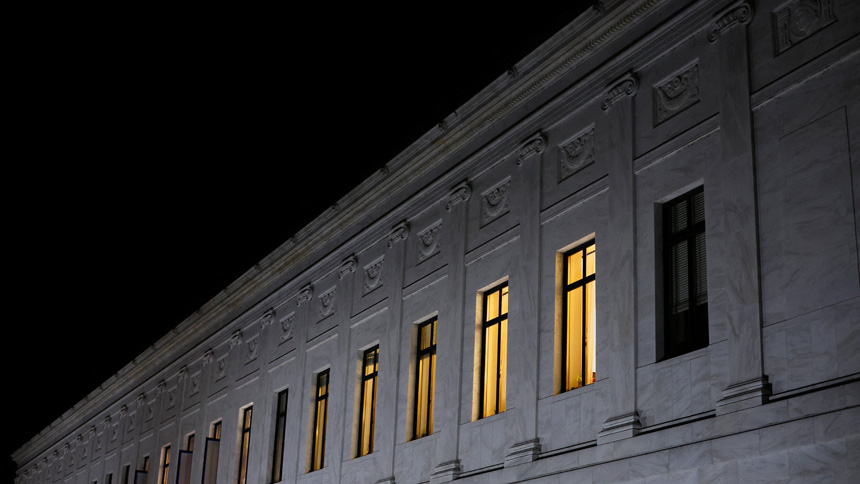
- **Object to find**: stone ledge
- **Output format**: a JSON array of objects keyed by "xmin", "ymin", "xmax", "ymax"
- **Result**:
[
  {"xmin": 505, "ymin": 439, "xmax": 541, "ymax": 467},
  {"xmin": 430, "ymin": 460, "xmax": 462, "ymax": 484}
]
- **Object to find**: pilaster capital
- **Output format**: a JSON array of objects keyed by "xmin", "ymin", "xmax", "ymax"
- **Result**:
[
  {"xmin": 203, "ymin": 349, "xmax": 214, "ymax": 365},
  {"xmin": 229, "ymin": 330, "xmax": 243, "ymax": 349},
  {"xmin": 261, "ymin": 308, "xmax": 275, "ymax": 329},
  {"xmin": 388, "ymin": 221, "xmax": 410, "ymax": 247},
  {"xmin": 446, "ymin": 180, "xmax": 472, "ymax": 211},
  {"xmin": 297, "ymin": 283, "xmax": 314, "ymax": 306},
  {"xmin": 708, "ymin": 1, "xmax": 753, "ymax": 43},
  {"xmin": 516, "ymin": 131, "xmax": 546, "ymax": 165},
  {"xmin": 338, "ymin": 255, "xmax": 357, "ymax": 279},
  {"xmin": 601, "ymin": 73, "xmax": 638, "ymax": 111}
]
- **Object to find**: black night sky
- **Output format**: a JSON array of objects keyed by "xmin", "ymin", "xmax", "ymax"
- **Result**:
[{"xmin": 5, "ymin": 2, "xmax": 592, "ymax": 478}]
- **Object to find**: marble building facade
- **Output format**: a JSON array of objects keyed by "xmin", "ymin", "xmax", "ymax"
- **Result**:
[{"xmin": 13, "ymin": 0, "xmax": 860, "ymax": 483}]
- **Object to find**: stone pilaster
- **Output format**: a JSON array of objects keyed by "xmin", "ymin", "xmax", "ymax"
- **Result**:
[
  {"xmin": 430, "ymin": 180, "xmax": 471, "ymax": 484},
  {"xmin": 708, "ymin": 1, "xmax": 771, "ymax": 415},
  {"xmin": 597, "ymin": 73, "xmax": 642, "ymax": 445},
  {"xmin": 332, "ymin": 257, "xmax": 356, "ymax": 484},
  {"xmin": 504, "ymin": 132, "xmax": 545, "ymax": 466}
]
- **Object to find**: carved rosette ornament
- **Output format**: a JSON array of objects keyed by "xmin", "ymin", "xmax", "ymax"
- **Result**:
[
  {"xmin": 417, "ymin": 221, "xmax": 442, "ymax": 263},
  {"xmin": 363, "ymin": 257, "xmax": 384, "ymax": 294},
  {"xmin": 559, "ymin": 126, "xmax": 595, "ymax": 181},
  {"xmin": 388, "ymin": 221, "xmax": 410, "ymax": 248},
  {"xmin": 338, "ymin": 255, "xmax": 357, "ymax": 279},
  {"xmin": 517, "ymin": 132, "xmax": 546, "ymax": 165},
  {"xmin": 481, "ymin": 177, "xmax": 512, "ymax": 227},
  {"xmin": 446, "ymin": 180, "xmax": 472, "ymax": 210},
  {"xmin": 773, "ymin": 0, "xmax": 833, "ymax": 54},
  {"xmin": 601, "ymin": 74, "xmax": 639, "ymax": 110},
  {"xmin": 280, "ymin": 313, "xmax": 295, "ymax": 342},
  {"xmin": 654, "ymin": 64, "xmax": 700, "ymax": 125},
  {"xmin": 319, "ymin": 287, "xmax": 336, "ymax": 318},
  {"xmin": 708, "ymin": 1, "xmax": 753, "ymax": 43},
  {"xmin": 297, "ymin": 283, "xmax": 314, "ymax": 306}
]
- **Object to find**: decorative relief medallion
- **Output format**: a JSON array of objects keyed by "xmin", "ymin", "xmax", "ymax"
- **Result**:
[
  {"xmin": 297, "ymin": 283, "xmax": 314, "ymax": 306},
  {"xmin": 338, "ymin": 255, "xmax": 357, "ymax": 279},
  {"xmin": 517, "ymin": 132, "xmax": 546, "ymax": 165},
  {"xmin": 216, "ymin": 356, "xmax": 228, "ymax": 380},
  {"xmin": 319, "ymin": 287, "xmax": 336, "ymax": 318},
  {"xmin": 654, "ymin": 64, "xmax": 699, "ymax": 125},
  {"xmin": 559, "ymin": 125, "xmax": 595, "ymax": 181},
  {"xmin": 446, "ymin": 181, "xmax": 472, "ymax": 210},
  {"xmin": 417, "ymin": 221, "xmax": 442, "ymax": 263},
  {"xmin": 246, "ymin": 337, "xmax": 258, "ymax": 362},
  {"xmin": 363, "ymin": 257, "xmax": 384, "ymax": 294},
  {"xmin": 126, "ymin": 414, "xmax": 134, "ymax": 432},
  {"xmin": 602, "ymin": 75, "xmax": 638, "ymax": 110},
  {"xmin": 481, "ymin": 177, "xmax": 512, "ymax": 227},
  {"xmin": 167, "ymin": 388, "xmax": 176, "ymax": 408},
  {"xmin": 388, "ymin": 221, "xmax": 410, "ymax": 247},
  {"xmin": 203, "ymin": 349, "xmax": 214, "ymax": 365},
  {"xmin": 178, "ymin": 366, "xmax": 188, "ymax": 380},
  {"xmin": 708, "ymin": 2, "xmax": 753, "ymax": 43},
  {"xmin": 145, "ymin": 402, "xmax": 154, "ymax": 421},
  {"xmin": 280, "ymin": 312, "xmax": 295, "ymax": 342},
  {"xmin": 190, "ymin": 373, "xmax": 200, "ymax": 395},
  {"xmin": 773, "ymin": 0, "xmax": 834, "ymax": 54}
]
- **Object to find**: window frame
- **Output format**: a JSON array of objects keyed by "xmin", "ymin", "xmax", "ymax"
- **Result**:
[
  {"xmin": 661, "ymin": 185, "xmax": 709, "ymax": 360},
  {"xmin": 561, "ymin": 240, "xmax": 596, "ymax": 392},
  {"xmin": 160, "ymin": 445, "xmax": 170, "ymax": 484},
  {"xmin": 356, "ymin": 346, "xmax": 379, "ymax": 457},
  {"xmin": 412, "ymin": 318, "xmax": 436, "ymax": 439},
  {"xmin": 237, "ymin": 406, "xmax": 252, "ymax": 484},
  {"xmin": 479, "ymin": 281, "xmax": 508, "ymax": 419},
  {"xmin": 271, "ymin": 389, "xmax": 288, "ymax": 482},
  {"xmin": 310, "ymin": 370, "xmax": 329, "ymax": 472}
]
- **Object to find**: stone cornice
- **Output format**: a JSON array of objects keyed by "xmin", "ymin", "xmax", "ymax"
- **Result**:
[{"xmin": 13, "ymin": 0, "xmax": 667, "ymax": 468}]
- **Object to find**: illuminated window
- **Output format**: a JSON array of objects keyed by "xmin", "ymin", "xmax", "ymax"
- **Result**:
[
  {"xmin": 357, "ymin": 346, "xmax": 379, "ymax": 457},
  {"xmin": 212, "ymin": 421, "xmax": 222, "ymax": 440},
  {"xmin": 310, "ymin": 370, "xmax": 329, "ymax": 472},
  {"xmin": 662, "ymin": 186, "xmax": 708, "ymax": 359},
  {"xmin": 142, "ymin": 456, "xmax": 150, "ymax": 472},
  {"xmin": 160, "ymin": 446, "xmax": 170, "ymax": 484},
  {"xmin": 480, "ymin": 282, "xmax": 508, "ymax": 418},
  {"xmin": 271, "ymin": 390, "xmax": 288, "ymax": 482},
  {"xmin": 562, "ymin": 240, "xmax": 597, "ymax": 391},
  {"xmin": 186, "ymin": 434, "xmax": 195, "ymax": 452},
  {"xmin": 413, "ymin": 318, "xmax": 436, "ymax": 439},
  {"xmin": 237, "ymin": 406, "xmax": 252, "ymax": 484}
]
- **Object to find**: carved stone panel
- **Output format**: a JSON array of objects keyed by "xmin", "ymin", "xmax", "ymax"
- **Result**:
[
  {"xmin": 215, "ymin": 356, "xmax": 227, "ymax": 380},
  {"xmin": 166, "ymin": 387, "xmax": 176, "ymax": 409},
  {"xmin": 481, "ymin": 177, "xmax": 512, "ymax": 227},
  {"xmin": 417, "ymin": 221, "xmax": 442, "ymax": 263},
  {"xmin": 319, "ymin": 287, "xmax": 336, "ymax": 319},
  {"xmin": 280, "ymin": 312, "xmax": 295, "ymax": 342},
  {"xmin": 559, "ymin": 125, "xmax": 595, "ymax": 182},
  {"xmin": 189, "ymin": 373, "xmax": 201, "ymax": 396},
  {"xmin": 246, "ymin": 336, "xmax": 258, "ymax": 362},
  {"xmin": 774, "ymin": 0, "xmax": 835, "ymax": 55},
  {"xmin": 654, "ymin": 63, "xmax": 699, "ymax": 125},
  {"xmin": 363, "ymin": 257, "xmax": 384, "ymax": 294}
]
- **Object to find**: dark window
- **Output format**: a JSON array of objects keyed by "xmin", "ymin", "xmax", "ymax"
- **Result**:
[
  {"xmin": 160, "ymin": 446, "xmax": 170, "ymax": 484},
  {"xmin": 662, "ymin": 186, "xmax": 708, "ymax": 359},
  {"xmin": 106, "ymin": 474, "xmax": 113, "ymax": 484},
  {"xmin": 271, "ymin": 390, "xmax": 288, "ymax": 482},
  {"xmin": 122, "ymin": 465, "xmax": 130, "ymax": 484},
  {"xmin": 237, "ymin": 407, "xmax": 252, "ymax": 484},
  {"xmin": 310, "ymin": 370, "xmax": 329, "ymax": 472},
  {"xmin": 480, "ymin": 282, "xmax": 508, "ymax": 418},
  {"xmin": 142, "ymin": 456, "xmax": 149, "ymax": 472},
  {"xmin": 562, "ymin": 240, "xmax": 597, "ymax": 391},
  {"xmin": 357, "ymin": 346, "xmax": 379, "ymax": 457},
  {"xmin": 413, "ymin": 318, "xmax": 436, "ymax": 439}
]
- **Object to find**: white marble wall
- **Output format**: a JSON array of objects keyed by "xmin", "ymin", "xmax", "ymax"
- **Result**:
[{"xmin": 14, "ymin": 1, "xmax": 860, "ymax": 483}]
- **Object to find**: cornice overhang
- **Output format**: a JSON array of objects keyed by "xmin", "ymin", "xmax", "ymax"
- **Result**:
[{"xmin": 13, "ymin": 0, "xmax": 666, "ymax": 467}]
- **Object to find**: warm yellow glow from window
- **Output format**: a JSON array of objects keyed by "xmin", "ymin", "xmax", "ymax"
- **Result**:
[
  {"xmin": 414, "ymin": 319, "xmax": 436, "ymax": 439},
  {"xmin": 311, "ymin": 371, "xmax": 329, "ymax": 471},
  {"xmin": 481, "ymin": 284, "xmax": 508, "ymax": 418},
  {"xmin": 564, "ymin": 242, "xmax": 596, "ymax": 391},
  {"xmin": 357, "ymin": 347, "xmax": 378, "ymax": 457}
]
